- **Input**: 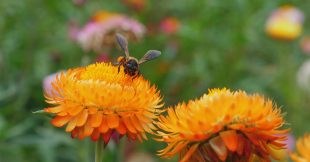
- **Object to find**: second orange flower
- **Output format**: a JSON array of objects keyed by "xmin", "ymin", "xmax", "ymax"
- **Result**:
[{"xmin": 156, "ymin": 88, "xmax": 288, "ymax": 162}]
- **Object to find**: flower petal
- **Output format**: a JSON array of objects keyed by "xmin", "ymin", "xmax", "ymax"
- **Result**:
[
  {"xmin": 219, "ymin": 130, "xmax": 238, "ymax": 152},
  {"xmin": 90, "ymin": 112, "xmax": 103, "ymax": 127},
  {"xmin": 51, "ymin": 115, "xmax": 71, "ymax": 127},
  {"xmin": 107, "ymin": 114, "xmax": 119, "ymax": 129},
  {"xmin": 76, "ymin": 109, "xmax": 88, "ymax": 127},
  {"xmin": 209, "ymin": 136, "xmax": 228, "ymax": 161}
]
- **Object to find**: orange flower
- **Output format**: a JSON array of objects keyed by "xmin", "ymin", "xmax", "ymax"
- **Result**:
[
  {"xmin": 91, "ymin": 11, "xmax": 121, "ymax": 23},
  {"xmin": 123, "ymin": 0, "xmax": 146, "ymax": 12},
  {"xmin": 43, "ymin": 63, "xmax": 163, "ymax": 144},
  {"xmin": 290, "ymin": 134, "xmax": 310, "ymax": 162},
  {"xmin": 160, "ymin": 17, "xmax": 180, "ymax": 34},
  {"xmin": 156, "ymin": 88, "xmax": 288, "ymax": 162}
]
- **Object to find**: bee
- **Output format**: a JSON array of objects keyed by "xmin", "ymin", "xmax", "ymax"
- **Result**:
[{"xmin": 115, "ymin": 33, "xmax": 161, "ymax": 78}]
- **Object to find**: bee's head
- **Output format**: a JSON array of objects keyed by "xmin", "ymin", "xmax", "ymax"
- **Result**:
[{"xmin": 117, "ymin": 56, "xmax": 126, "ymax": 63}]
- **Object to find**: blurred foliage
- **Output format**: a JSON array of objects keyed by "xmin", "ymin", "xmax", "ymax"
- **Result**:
[{"xmin": 1, "ymin": 0, "xmax": 310, "ymax": 161}]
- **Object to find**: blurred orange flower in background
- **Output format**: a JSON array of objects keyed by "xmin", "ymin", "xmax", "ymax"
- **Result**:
[
  {"xmin": 43, "ymin": 63, "xmax": 163, "ymax": 144},
  {"xmin": 300, "ymin": 36, "xmax": 310, "ymax": 55},
  {"xmin": 265, "ymin": 5, "xmax": 304, "ymax": 41},
  {"xmin": 122, "ymin": 0, "xmax": 146, "ymax": 12},
  {"xmin": 290, "ymin": 134, "xmax": 310, "ymax": 162},
  {"xmin": 91, "ymin": 11, "xmax": 120, "ymax": 23},
  {"xmin": 156, "ymin": 88, "xmax": 288, "ymax": 162},
  {"xmin": 160, "ymin": 17, "xmax": 180, "ymax": 35}
]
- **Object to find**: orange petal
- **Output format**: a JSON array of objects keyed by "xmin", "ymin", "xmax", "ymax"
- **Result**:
[
  {"xmin": 244, "ymin": 132, "xmax": 259, "ymax": 146},
  {"xmin": 136, "ymin": 133, "xmax": 143, "ymax": 142},
  {"xmin": 57, "ymin": 112, "xmax": 68, "ymax": 116},
  {"xmin": 44, "ymin": 106, "xmax": 64, "ymax": 113},
  {"xmin": 51, "ymin": 115, "xmax": 71, "ymax": 127},
  {"xmin": 99, "ymin": 116, "xmax": 109, "ymax": 133},
  {"xmin": 66, "ymin": 117, "xmax": 77, "ymax": 132},
  {"xmin": 107, "ymin": 114, "xmax": 119, "ymax": 129},
  {"xmin": 127, "ymin": 131, "xmax": 137, "ymax": 141},
  {"xmin": 219, "ymin": 130, "xmax": 238, "ymax": 152},
  {"xmin": 243, "ymin": 138, "xmax": 252, "ymax": 161},
  {"xmin": 267, "ymin": 146, "xmax": 286, "ymax": 161},
  {"xmin": 78, "ymin": 127, "xmax": 85, "ymax": 140},
  {"xmin": 88, "ymin": 107, "xmax": 97, "ymax": 114},
  {"xmin": 102, "ymin": 130, "xmax": 113, "ymax": 144},
  {"xmin": 91, "ymin": 128, "xmax": 100, "ymax": 141},
  {"xmin": 130, "ymin": 115, "xmax": 144, "ymax": 132},
  {"xmin": 236, "ymin": 134, "xmax": 245, "ymax": 156},
  {"xmin": 142, "ymin": 123, "xmax": 153, "ymax": 134},
  {"xmin": 83, "ymin": 120, "xmax": 94, "ymax": 137},
  {"xmin": 255, "ymin": 132, "xmax": 278, "ymax": 141},
  {"xmin": 68, "ymin": 105, "xmax": 84, "ymax": 116},
  {"xmin": 203, "ymin": 144, "xmax": 220, "ymax": 162},
  {"xmin": 209, "ymin": 136, "xmax": 228, "ymax": 161},
  {"xmin": 76, "ymin": 109, "xmax": 88, "ymax": 127},
  {"xmin": 141, "ymin": 133, "xmax": 147, "ymax": 140},
  {"xmin": 228, "ymin": 123, "xmax": 245, "ymax": 130},
  {"xmin": 180, "ymin": 143, "xmax": 199, "ymax": 162},
  {"xmin": 90, "ymin": 112, "xmax": 103, "ymax": 127},
  {"xmin": 137, "ymin": 114, "xmax": 151, "ymax": 123},
  {"xmin": 249, "ymin": 154, "xmax": 262, "ymax": 162},
  {"xmin": 165, "ymin": 141, "xmax": 189, "ymax": 156},
  {"xmin": 71, "ymin": 129, "xmax": 78, "ymax": 138},
  {"xmin": 115, "ymin": 120, "xmax": 127, "ymax": 135},
  {"xmin": 123, "ymin": 116, "xmax": 137, "ymax": 133}
]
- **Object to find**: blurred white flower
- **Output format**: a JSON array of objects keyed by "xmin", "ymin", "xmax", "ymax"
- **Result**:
[{"xmin": 297, "ymin": 60, "xmax": 310, "ymax": 91}]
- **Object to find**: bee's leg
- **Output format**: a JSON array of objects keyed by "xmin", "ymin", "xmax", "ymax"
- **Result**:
[
  {"xmin": 124, "ymin": 67, "xmax": 128, "ymax": 74},
  {"xmin": 131, "ymin": 71, "xmax": 139, "ymax": 80},
  {"xmin": 131, "ymin": 74, "xmax": 137, "ymax": 80},
  {"xmin": 118, "ymin": 65, "xmax": 121, "ymax": 73},
  {"xmin": 132, "ymin": 75, "xmax": 136, "ymax": 80}
]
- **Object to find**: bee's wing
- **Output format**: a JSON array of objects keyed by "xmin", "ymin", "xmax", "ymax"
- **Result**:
[
  {"xmin": 138, "ymin": 50, "xmax": 161, "ymax": 64},
  {"xmin": 116, "ymin": 33, "xmax": 130, "ymax": 58}
]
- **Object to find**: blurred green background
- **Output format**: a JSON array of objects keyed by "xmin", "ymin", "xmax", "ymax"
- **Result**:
[{"xmin": 1, "ymin": 0, "xmax": 310, "ymax": 161}]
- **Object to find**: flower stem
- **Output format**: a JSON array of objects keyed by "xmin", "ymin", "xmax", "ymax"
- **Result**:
[
  {"xmin": 117, "ymin": 138, "xmax": 125, "ymax": 162},
  {"xmin": 95, "ymin": 139, "xmax": 104, "ymax": 162}
]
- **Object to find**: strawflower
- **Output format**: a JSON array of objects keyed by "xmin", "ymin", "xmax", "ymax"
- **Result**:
[
  {"xmin": 290, "ymin": 134, "xmax": 310, "ymax": 162},
  {"xmin": 265, "ymin": 5, "xmax": 304, "ymax": 40},
  {"xmin": 156, "ymin": 88, "xmax": 288, "ymax": 162},
  {"xmin": 76, "ymin": 11, "xmax": 145, "ymax": 53},
  {"xmin": 43, "ymin": 63, "xmax": 163, "ymax": 144}
]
